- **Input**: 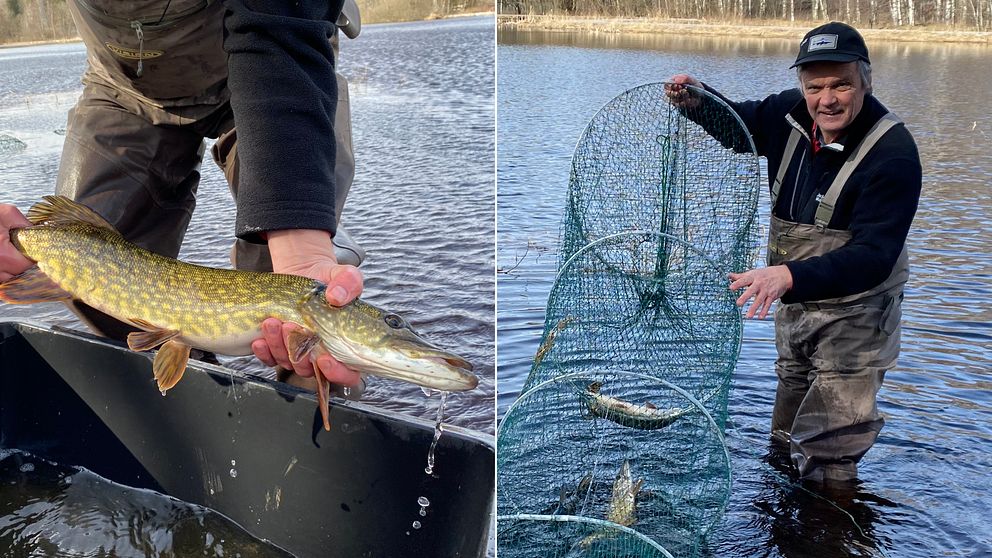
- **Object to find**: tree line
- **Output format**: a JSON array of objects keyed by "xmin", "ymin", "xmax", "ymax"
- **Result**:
[
  {"xmin": 0, "ymin": 0, "xmax": 491, "ymax": 45},
  {"xmin": 498, "ymin": 0, "xmax": 991, "ymax": 30}
]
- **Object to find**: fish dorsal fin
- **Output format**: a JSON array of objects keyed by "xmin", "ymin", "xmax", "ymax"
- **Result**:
[
  {"xmin": 26, "ymin": 195, "xmax": 117, "ymax": 231},
  {"xmin": 153, "ymin": 339, "xmax": 191, "ymax": 392},
  {"xmin": 127, "ymin": 320, "xmax": 182, "ymax": 351}
]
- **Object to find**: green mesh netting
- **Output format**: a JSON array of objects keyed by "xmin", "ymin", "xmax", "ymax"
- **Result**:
[
  {"xmin": 498, "ymin": 83, "xmax": 760, "ymax": 557},
  {"xmin": 498, "ymin": 371, "xmax": 731, "ymax": 558}
]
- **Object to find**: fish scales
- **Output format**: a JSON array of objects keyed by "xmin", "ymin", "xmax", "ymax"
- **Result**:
[{"xmin": 15, "ymin": 223, "xmax": 308, "ymax": 351}]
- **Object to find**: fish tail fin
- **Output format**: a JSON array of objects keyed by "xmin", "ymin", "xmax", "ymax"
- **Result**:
[{"xmin": 0, "ymin": 266, "xmax": 73, "ymax": 304}]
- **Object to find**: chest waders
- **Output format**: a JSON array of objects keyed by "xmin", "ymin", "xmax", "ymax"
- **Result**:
[
  {"xmin": 768, "ymin": 112, "xmax": 908, "ymax": 483},
  {"xmin": 55, "ymin": 1, "xmax": 363, "ymax": 357}
]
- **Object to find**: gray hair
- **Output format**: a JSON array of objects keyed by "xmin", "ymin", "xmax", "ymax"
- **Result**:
[{"xmin": 797, "ymin": 60, "xmax": 873, "ymax": 95}]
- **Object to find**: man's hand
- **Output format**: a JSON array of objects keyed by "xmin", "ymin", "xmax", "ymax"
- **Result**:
[
  {"xmin": 729, "ymin": 265, "xmax": 794, "ymax": 320},
  {"xmin": 0, "ymin": 204, "xmax": 33, "ymax": 282},
  {"xmin": 252, "ymin": 229, "xmax": 364, "ymax": 386},
  {"xmin": 665, "ymin": 74, "xmax": 703, "ymax": 108}
]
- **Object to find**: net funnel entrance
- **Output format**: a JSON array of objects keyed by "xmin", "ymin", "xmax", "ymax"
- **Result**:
[
  {"xmin": 524, "ymin": 231, "xmax": 740, "ymax": 425},
  {"xmin": 499, "ymin": 83, "xmax": 760, "ymax": 557}
]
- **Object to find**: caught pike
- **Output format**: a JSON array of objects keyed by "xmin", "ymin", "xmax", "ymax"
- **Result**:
[
  {"xmin": 576, "ymin": 460, "xmax": 643, "ymax": 549},
  {"xmin": 580, "ymin": 381, "xmax": 688, "ymax": 430},
  {"xmin": 606, "ymin": 460, "xmax": 643, "ymax": 527},
  {"xmin": 0, "ymin": 196, "xmax": 478, "ymax": 429}
]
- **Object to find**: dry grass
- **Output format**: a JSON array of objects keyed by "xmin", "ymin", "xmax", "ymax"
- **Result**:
[{"xmin": 498, "ymin": 14, "xmax": 992, "ymax": 44}]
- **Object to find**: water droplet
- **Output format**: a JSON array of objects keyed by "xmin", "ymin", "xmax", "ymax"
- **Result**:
[
  {"xmin": 229, "ymin": 468, "xmax": 238, "ymax": 478},
  {"xmin": 419, "ymin": 509, "xmax": 426, "ymax": 517},
  {"xmin": 343, "ymin": 386, "xmax": 351, "ymax": 397},
  {"xmin": 18, "ymin": 463, "xmax": 34, "ymax": 473},
  {"xmin": 412, "ymin": 521, "xmax": 421, "ymax": 529},
  {"xmin": 424, "ymin": 465, "xmax": 433, "ymax": 475},
  {"xmin": 405, "ymin": 531, "xmax": 410, "ymax": 536},
  {"xmin": 417, "ymin": 496, "xmax": 430, "ymax": 507},
  {"xmin": 210, "ymin": 488, "xmax": 215, "ymax": 495},
  {"xmin": 160, "ymin": 390, "xmax": 167, "ymax": 397},
  {"xmin": 231, "ymin": 459, "xmax": 236, "ymax": 466}
]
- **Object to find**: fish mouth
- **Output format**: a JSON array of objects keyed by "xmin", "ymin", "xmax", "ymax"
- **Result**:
[
  {"xmin": 428, "ymin": 354, "xmax": 474, "ymax": 373},
  {"xmin": 346, "ymin": 341, "xmax": 479, "ymax": 392}
]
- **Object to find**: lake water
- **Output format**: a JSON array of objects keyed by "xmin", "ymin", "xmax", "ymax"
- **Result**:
[
  {"xmin": 0, "ymin": 16, "xmax": 495, "ymax": 435},
  {"xmin": 1, "ymin": 15, "xmax": 495, "ymax": 557},
  {"xmin": 497, "ymin": 28, "xmax": 992, "ymax": 558}
]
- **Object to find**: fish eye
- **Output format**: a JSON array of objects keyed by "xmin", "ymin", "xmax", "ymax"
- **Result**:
[{"xmin": 383, "ymin": 313, "xmax": 405, "ymax": 329}]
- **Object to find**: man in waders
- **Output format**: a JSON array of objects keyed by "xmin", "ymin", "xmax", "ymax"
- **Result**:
[
  {"xmin": 0, "ymin": 1, "xmax": 368, "ymax": 393},
  {"xmin": 667, "ymin": 22, "xmax": 922, "ymax": 482}
]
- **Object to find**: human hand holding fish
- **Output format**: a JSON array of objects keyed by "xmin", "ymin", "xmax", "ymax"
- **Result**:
[
  {"xmin": 0, "ymin": 197, "xmax": 478, "ymax": 431},
  {"xmin": 255, "ymin": 228, "xmax": 364, "ymax": 389},
  {"xmin": 0, "ymin": 204, "xmax": 32, "ymax": 282}
]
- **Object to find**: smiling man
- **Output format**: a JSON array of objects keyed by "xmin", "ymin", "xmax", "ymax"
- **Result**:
[{"xmin": 666, "ymin": 22, "xmax": 922, "ymax": 483}]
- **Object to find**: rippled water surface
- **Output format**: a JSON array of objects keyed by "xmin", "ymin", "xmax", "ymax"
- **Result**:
[
  {"xmin": 0, "ymin": 16, "xmax": 495, "ymax": 434},
  {"xmin": 497, "ymin": 29, "xmax": 991, "ymax": 557}
]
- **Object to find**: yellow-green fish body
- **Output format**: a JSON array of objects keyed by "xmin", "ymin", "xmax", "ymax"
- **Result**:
[
  {"xmin": 0, "ymin": 197, "xmax": 477, "ymax": 423},
  {"xmin": 13, "ymin": 219, "xmax": 313, "ymax": 356}
]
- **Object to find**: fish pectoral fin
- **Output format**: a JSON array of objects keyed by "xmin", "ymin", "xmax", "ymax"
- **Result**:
[
  {"xmin": 309, "ymin": 344, "xmax": 332, "ymax": 432},
  {"xmin": 0, "ymin": 266, "xmax": 73, "ymax": 304},
  {"xmin": 127, "ymin": 321, "xmax": 182, "ymax": 351},
  {"xmin": 153, "ymin": 339, "xmax": 191, "ymax": 392},
  {"xmin": 644, "ymin": 402, "xmax": 658, "ymax": 410},
  {"xmin": 27, "ymin": 195, "xmax": 117, "ymax": 231},
  {"xmin": 284, "ymin": 328, "xmax": 320, "ymax": 365}
]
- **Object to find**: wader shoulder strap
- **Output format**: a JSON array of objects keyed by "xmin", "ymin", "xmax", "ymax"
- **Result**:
[
  {"xmin": 814, "ymin": 112, "xmax": 902, "ymax": 228},
  {"xmin": 771, "ymin": 122, "xmax": 805, "ymax": 208}
]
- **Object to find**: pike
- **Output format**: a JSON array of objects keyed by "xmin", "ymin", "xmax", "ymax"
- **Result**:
[
  {"xmin": 576, "ymin": 460, "xmax": 643, "ymax": 549},
  {"xmin": 605, "ymin": 459, "xmax": 643, "ymax": 527},
  {"xmin": 580, "ymin": 381, "xmax": 689, "ymax": 430},
  {"xmin": 0, "ymin": 196, "xmax": 478, "ymax": 429}
]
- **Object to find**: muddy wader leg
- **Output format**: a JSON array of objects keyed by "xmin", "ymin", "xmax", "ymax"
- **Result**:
[
  {"xmin": 771, "ymin": 303, "xmax": 814, "ymax": 447},
  {"xmin": 778, "ymin": 297, "xmax": 900, "ymax": 482},
  {"xmin": 55, "ymin": 84, "xmax": 208, "ymax": 342}
]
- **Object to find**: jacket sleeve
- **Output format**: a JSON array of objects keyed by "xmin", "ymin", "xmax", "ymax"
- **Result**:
[
  {"xmin": 782, "ymin": 135, "xmax": 922, "ymax": 303},
  {"xmin": 222, "ymin": 0, "xmax": 345, "ymax": 242}
]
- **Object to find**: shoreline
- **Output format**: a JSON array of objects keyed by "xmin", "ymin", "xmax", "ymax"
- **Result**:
[
  {"xmin": 498, "ymin": 15, "xmax": 992, "ymax": 45},
  {"xmin": 0, "ymin": 11, "xmax": 495, "ymax": 49}
]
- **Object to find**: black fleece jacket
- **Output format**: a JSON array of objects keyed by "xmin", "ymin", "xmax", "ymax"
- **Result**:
[
  {"xmin": 222, "ymin": 0, "xmax": 345, "ymax": 242},
  {"xmin": 703, "ymin": 85, "xmax": 922, "ymax": 303}
]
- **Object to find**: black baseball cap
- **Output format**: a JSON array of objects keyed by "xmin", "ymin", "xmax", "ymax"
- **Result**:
[{"xmin": 790, "ymin": 21, "xmax": 870, "ymax": 68}]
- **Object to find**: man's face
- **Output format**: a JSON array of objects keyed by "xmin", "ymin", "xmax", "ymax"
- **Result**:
[{"xmin": 799, "ymin": 61, "xmax": 866, "ymax": 144}]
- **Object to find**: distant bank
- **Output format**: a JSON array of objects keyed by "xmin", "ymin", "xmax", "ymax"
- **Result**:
[
  {"xmin": 0, "ymin": 2, "xmax": 491, "ymax": 46},
  {"xmin": 498, "ymin": 15, "xmax": 992, "ymax": 45}
]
